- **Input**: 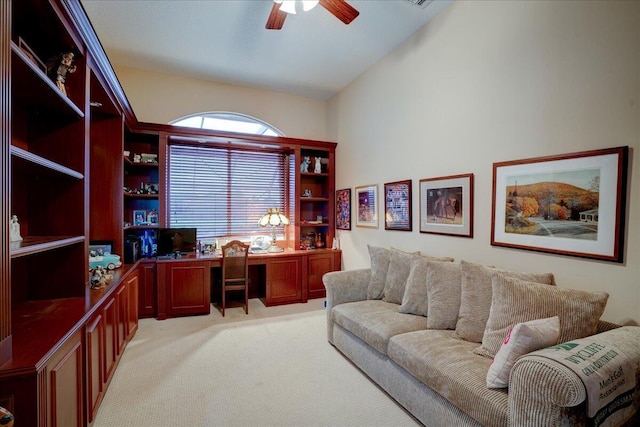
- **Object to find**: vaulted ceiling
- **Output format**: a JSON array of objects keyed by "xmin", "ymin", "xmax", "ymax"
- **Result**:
[{"xmin": 81, "ymin": 0, "xmax": 453, "ymax": 100}]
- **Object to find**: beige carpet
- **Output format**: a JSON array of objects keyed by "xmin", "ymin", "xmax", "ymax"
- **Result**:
[{"xmin": 93, "ymin": 299, "xmax": 420, "ymax": 427}]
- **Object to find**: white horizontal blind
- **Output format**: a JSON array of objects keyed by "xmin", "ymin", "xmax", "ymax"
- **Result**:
[{"xmin": 168, "ymin": 144, "xmax": 290, "ymax": 240}]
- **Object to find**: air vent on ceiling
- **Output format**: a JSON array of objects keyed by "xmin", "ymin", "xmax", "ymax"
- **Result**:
[{"xmin": 403, "ymin": 0, "xmax": 433, "ymax": 8}]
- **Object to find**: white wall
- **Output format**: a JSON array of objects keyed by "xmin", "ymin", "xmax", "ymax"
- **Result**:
[
  {"xmin": 114, "ymin": 65, "xmax": 328, "ymax": 140},
  {"xmin": 327, "ymin": 0, "xmax": 640, "ymax": 325}
]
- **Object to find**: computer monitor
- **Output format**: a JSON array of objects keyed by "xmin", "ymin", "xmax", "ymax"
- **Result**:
[{"xmin": 156, "ymin": 228, "xmax": 197, "ymax": 256}]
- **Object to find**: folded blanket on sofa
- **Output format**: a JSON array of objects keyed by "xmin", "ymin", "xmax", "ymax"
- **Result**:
[{"xmin": 530, "ymin": 339, "xmax": 636, "ymax": 427}]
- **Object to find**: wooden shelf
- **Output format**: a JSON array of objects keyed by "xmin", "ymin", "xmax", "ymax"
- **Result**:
[
  {"xmin": 10, "ymin": 235, "xmax": 85, "ymax": 258},
  {"xmin": 299, "ymin": 222, "xmax": 329, "ymax": 227},
  {"xmin": 11, "ymin": 41, "xmax": 84, "ymax": 120},
  {"xmin": 300, "ymin": 197, "xmax": 329, "ymax": 202},
  {"xmin": 124, "ymin": 225, "xmax": 159, "ymax": 231},
  {"xmin": 11, "ymin": 146, "xmax": 84, "ymax": 179},
  {"xmin": 124, "ymin": 192, "xmax": 158, "ymax": 199}
]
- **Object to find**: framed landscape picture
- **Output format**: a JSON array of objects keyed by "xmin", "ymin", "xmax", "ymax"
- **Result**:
[
  {"xmin": 384, "ymin": 180, "xmax": 412, "ymax": 231},
  {"xmin": 355, "ymin": 184, "xmax": 378, "ymax": 228},
  {"xmin": 491, "ymin": 146, "xmax": 628, "ymax": 262},
  {"xmin": 419, "ymin": 173, "xmax": 473, "ymax": 237},
  {"xmin": 336, "ymin": 188, "xmax": 351, "ymax": 230}
]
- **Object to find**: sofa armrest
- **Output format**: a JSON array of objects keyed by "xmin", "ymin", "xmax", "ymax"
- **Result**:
[
  {"xmin": 508, "ymin": 326, "xmax": 640, "ymax": 426},
  {"xmin": 322, "ymin": 268, "xmax": 371, "ymax": 343}
]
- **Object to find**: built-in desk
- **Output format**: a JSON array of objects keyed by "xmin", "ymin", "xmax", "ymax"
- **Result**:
[{"xmin": 155, "ymin": 249, "xmax": 341, "ymax": 319}]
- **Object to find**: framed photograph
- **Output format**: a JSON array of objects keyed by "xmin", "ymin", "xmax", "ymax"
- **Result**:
[
  {"xmin": 133, "ymin": 209, "xmax": 147, "ymax": 226},
  {"xmin": 89, "ymin": 241, "xmax": 113, "ymax": 257},
  {"xmin": 492, "ymin": 146, "xmax": 628, "ymax": 262},
  {"xmin": 420, "ymin": 173, "xmax": 473, "ymax": 237},
  {"xmin": 384, "ymin": 180, "xmax": 412, "ymax": 231},
  {"xmin": 144, "ymin": 182, "xmax": 159, "ymax": 194},
  {"xmin": 336, "ymin": 188, "xmax": 351, "ymax": 230},
  {"xmin": 355, "ymin": 185, "xmax": 378, "ymax": 228},
  {"xmin": 147, "ymin": 209, "xmax": 159, "ymax": 224}
]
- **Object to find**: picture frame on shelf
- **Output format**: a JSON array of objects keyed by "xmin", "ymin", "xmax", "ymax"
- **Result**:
[
  {"xmin": 384, "ymin": 180, "xmax": 412, "ymax": 231},
  {"xmin": 18, "ymin": 37, "xmax": 47, "ymax": 74},
  {"xmin": 89, "ymin": 241, "xmax": 113, "ymax": 257},
  {"xmin": 133, "ymin": 209, "xmax": 147, "ymax": 226},
  {"xmin": 336, "ymin": 188, "xmax": 351, "ymax": 230},
  {"xmin": 147, "ymin": 209, "xmax": 159, "ymax": 224},
  {"xmin": 491, "ymin": 146, "xmax": 628, "ymax": 262},
  {"xmin": 355, "ymin": 185, "xmax": 378, "ymax": 228},
  {"xmin": 420, "ymin": 173, "xmax": 473, "ymax": 237},
  {"xmin": 144, "ymin": 182, "xmax": 159, "ymax": 194}
]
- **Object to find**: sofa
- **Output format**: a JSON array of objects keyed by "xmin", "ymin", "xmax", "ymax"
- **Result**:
[{"xmin": 323, "ymin": 246, "xmax": 640, "ymax": 427}]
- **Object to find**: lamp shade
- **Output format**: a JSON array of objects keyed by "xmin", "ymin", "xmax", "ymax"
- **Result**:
[{"xmin": 258, "ymin": 208, "xmax": 290, "ymax": 227}]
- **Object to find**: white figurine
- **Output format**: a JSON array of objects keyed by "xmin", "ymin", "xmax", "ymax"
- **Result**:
[
  {"xmin": 314, "ymin": 157, "xmax": 322, "ymax": 173},
  {"xmin": 10, "ymin": 215, "xmax": 23, "ymax": 242},
  {"xmin": 300, "ymin": 156, "xmax": 310, "ymax": 172}
]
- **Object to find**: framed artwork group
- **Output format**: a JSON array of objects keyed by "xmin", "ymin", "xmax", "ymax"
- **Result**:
[{"xmin": 335, "ymin": 145, "xmax": 628, "ymax": 263}]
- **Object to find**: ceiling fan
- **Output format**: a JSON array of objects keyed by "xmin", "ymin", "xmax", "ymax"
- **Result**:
[{"xmin": 266, "ymin": 0, "xmax": 360, "ymax": 30}]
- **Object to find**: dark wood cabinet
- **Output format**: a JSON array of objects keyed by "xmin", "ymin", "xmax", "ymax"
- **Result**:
[
  {"xmin": 85, "ymin": 312, "xmax": 104, "ymax": 424},
  {"xmin": 266, "ymin": 256, "xmax": 303, "ymax": 305},
  {"xmin": 307, "ymin": 250, "xmax": 342, "ymax": 300},
  {"xmin": 157, "ymin": 260, "xmax": 211, "ymax": 319},
  {"xmin": 138, "ymin": 260, "xmax": 157, "ymax": 317}
]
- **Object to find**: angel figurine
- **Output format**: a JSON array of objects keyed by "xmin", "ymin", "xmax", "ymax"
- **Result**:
[{"xmin": 10, "ymin": 215, "xmax": 23, "ymax": 242}]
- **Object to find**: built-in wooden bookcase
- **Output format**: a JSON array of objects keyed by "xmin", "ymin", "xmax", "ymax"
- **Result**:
[
  {"xmin": 10, "ymin": 0, "xmax": 88, "ymax": 303},
  {"xmin": 123, "ymin": 131, "xmax": 161, "ymax": 229},
  {"xmin": 295, "ymin": 145, "xmax": 336, "ymax": 250}
]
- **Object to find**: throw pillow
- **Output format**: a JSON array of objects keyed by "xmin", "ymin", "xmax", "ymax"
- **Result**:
[
  {"xmin": 475, "ymin": 273, "xmax": 608, "ymax": 358},
  {"xmin": 382, "ymin": 248, "xmax": 420, "ymax": 304},
  {"xmin": 455, "ymin": 261, "xmax": 555, "ymax": 343},
  {"xmin": 486, "ymin": 316, "xmax": 560, "ymax": 388},
  {"xmin": 426, "ymin": 261, "xmax": 462, "ymax": 330},
  {"xmin": 399, "ymin": 257, "xmax": 429, "ymax": 316},
  {"xmin": 367, "ymin": 245, "xmax": 390, "ymax": 300}
]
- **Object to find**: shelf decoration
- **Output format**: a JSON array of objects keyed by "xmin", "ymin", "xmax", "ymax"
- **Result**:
[
  {"xmin": 384, "ymin": 180, "xmax": 412, "ymax": 231},
  {"xmin": 355, "ymin": 184, "xmax": 378, "ymax": 228},
  {"xmin": 336, "ymin": 188, "xmax": 351, "ymax": 230},
  {"xmin": 491, "ymin": 147, "xmax": 627, "ymax": 262},
  {"xmin": 47, "ymin": 51, "xmax": 77, "ymax": 97},
  {"xmin": 420, "ymin": 173, "xmax": 473, "ymax": 237}
]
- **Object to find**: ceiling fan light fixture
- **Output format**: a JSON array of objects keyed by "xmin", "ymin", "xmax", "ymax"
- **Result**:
[
  {"xmin": 302, "ymin": 0, "xmax": 319, "ymax": 12},
  {"xmin": 278, "ymin": 0, "xmax": 297, "ymax": 14}
]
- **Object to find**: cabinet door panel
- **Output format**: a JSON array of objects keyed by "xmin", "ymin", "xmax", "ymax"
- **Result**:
[
  {"xmin": 267, "ymin": 257, "xmax": 302, "ymax": 305},
  {"xmin": 166, "ymin": 262, "xmax": 211, "ymax": 316},
  {"xmin": 85, "ymin": 313, "xmax": 104, "ymax": 423},
  {"xmin": 125, "ymin": 273, "xmax": 139, "ymax": 338},
  {"xmin": 139, "ymin": 262, "xmax": 157, "ymax": 317},
  {"xmin": 308, "ymin": 253, "xmax": 333, "ymax": 300},
  {"xmin": 45, "ymin": 330, "xmax": 84, "ymax": 427},
  {"xmin": 103, "ymin": 297, "xmax": 118, "ymax": 384}
]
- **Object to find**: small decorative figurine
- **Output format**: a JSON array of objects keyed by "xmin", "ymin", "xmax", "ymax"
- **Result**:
[
  {"xmin": 48, "ymin": 52, "xmax": 77, "ymax": 96},
  {"xmin": 300, "ymin": 156, "xmax": 311, "ymax": 172},
  {"xmin": 9, "ymin": 214, "xmax": 22, "ymax": 242},
  {"xmin": 303, "ymin": 189, "xmax": 312, "ymax": 197},
  {"xmin": 90, "ymin": 266, "xmax": 113, "ymax": 290},
  {"xmin": 314, "ymin": 157, "xmax": 322, "ymax": 174}
]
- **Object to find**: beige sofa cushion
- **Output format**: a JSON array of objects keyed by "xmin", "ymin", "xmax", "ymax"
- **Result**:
[
  {"xmin": 475, "ymin": 273, "xmax": 609, "ymax": 358},
  {"xmin": 426, "ymin": 261, "xmax": 462, "ymax": 330},
  {"xmin": 399, "ymin": 257, "xmax": 429, "ymax": 316},
  {"xmin": 367, "ymin": 245, "xmax": 390, "ymax": 299},
  {"xmin": 388, "ymin": 329, "xmax": 508, "ymax": 427},
  {"xmin": 332, "ymin": 300, "xmax": 428, "ymax": 355},
  {"xmin": 455, "ymin": 260, "xmax": 555, "ymax": 343},
  {"xmin": 382, "ymin": 248, "xmax": 419, "ymax": 304}
]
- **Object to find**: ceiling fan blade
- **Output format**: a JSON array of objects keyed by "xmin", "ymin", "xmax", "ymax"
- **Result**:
[
  {"xmin": 266, "ymin": 2, "xmax": 287, "ymax": 30},
  {"xmin": 319, "ymin": 0, "xmax": 359, "ymax": 25}
]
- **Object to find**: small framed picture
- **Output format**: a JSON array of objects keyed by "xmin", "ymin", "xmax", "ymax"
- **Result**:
[
  {"xmin": 133, "ymin": 210, "xmax": 147, "ymax": 226},
  {"xmin": 355, "ymin": 184, "xmax": 378, "ymax": 228},
  {"xmin": 384, "ymin": 180, "xmax": 412, "ymax": 231},
  {"xmin": 420, "ymin": 173, "xmax": 474, "ymax": 237},
  {"xmin": 147, "ymin": 209, "xmax": 159, "ymax": 224},
  {"xmin": 89, "ymin": 241, "xmax": 113, "ymax": 257},
  {"xmin": 144, "ymin": 182, "xmax": 159, "ymax": 194},
  {"xmin": 336, "ymin": 188, "xmax": 351, "ymax": 230}
]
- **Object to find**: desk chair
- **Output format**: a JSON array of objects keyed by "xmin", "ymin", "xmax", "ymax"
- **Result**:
[{"xmin": 220, "ymin": 240, "xmax": 249, "ymax": 316}]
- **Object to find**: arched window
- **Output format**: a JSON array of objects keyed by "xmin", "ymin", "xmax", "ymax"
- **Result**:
[
  {"xmin": 170, "ymin": 112, "xmax": 283, "ymax": 137},
  {"xmin": 167, "ymin": 112, "xmax": 291, "ymax": 243}
]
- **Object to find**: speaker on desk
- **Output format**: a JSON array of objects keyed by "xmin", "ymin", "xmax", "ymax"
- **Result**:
[{"xmin": 124, "ymin": 235, "xmax": 140, "ymax": 264}]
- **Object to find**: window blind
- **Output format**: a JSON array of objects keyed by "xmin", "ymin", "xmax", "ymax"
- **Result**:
[{"xmin": 168, "ymin": 144, "xmax": 291, "ymax": 240}]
